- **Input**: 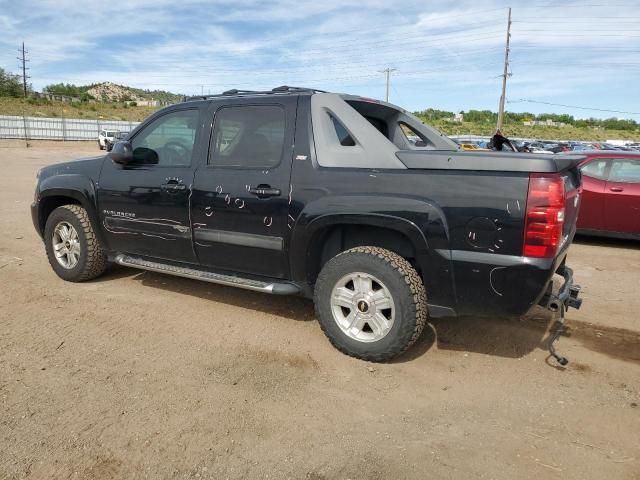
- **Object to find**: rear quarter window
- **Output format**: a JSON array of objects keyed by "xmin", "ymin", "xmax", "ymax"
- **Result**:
[{"xmin": 580, "ymin": 159, "xmax": 608, "ymax": 179}]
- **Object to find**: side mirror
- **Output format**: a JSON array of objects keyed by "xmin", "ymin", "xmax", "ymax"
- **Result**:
[
  {"xmin": 132, "ymin": 147, "xmax": 159, "ymax": 165},
  {"xmin": 109, "ymin": 141, "xmax": 134, "ymax": 164}
]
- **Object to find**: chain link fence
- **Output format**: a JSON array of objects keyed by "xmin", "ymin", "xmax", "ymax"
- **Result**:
[{"xmin": 0, "ymin": 115, "xmax": 140, "ymax": 141}]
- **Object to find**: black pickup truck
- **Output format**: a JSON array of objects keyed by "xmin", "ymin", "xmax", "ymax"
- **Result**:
[{"xmin": 31, "ymin": 86, "xmax": 583, "ymax": 361}]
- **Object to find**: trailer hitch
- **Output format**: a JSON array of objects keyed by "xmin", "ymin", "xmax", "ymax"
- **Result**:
[{"xmin": 546, "ymin": 266, "xmax": 582, "ymax": 366}]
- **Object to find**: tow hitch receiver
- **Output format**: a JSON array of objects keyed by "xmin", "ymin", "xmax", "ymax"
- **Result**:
[{"xmin": 547, "ymin": 266, "xmax": 582, "ymax": 366}]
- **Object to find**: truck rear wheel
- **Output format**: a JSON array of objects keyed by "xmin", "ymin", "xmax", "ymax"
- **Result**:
[
  {"xmin": 314, "ymin": 246, "xmax": 427, "ymax": 362},
  {"xmin": 44, "ymin": 205, "xmax": 107, "ymax": 282}
]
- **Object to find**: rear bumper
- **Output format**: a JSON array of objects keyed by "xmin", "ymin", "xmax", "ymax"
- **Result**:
[{"xmin": 441, "ymin": 246, "xmax": 577, "ymax": 317}]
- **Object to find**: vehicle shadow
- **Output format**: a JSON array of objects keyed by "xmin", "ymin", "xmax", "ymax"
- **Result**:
[
  {"xmin": 97, "ymin": 264, "xmax": 316, "ymax": 322},
  {"xmin": 94, "ymin": 265, "xmax": 640, "ymax": 365},
  {"xmin": 396, "ymin": 310, "xmax": 554, "ymax": 363},
  {"xmin": 100, "ymin": 265, "xmax": 558, "ymax": 361},
  {"xmin": 573, "ymin": 234, "xmax": 639, "ymax": 250}
]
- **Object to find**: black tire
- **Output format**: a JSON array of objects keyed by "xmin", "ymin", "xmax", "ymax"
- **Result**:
[
  {"xmin": 44, "ymin": 205, "xmax": 107, "ymax": 282},
  {"xmin": 99, "ymin": 143, "xmax": 105, "ymax": 150},
  {"xmin": 314, "ymin": 246, "xmax": 428, "ymax": 362}
]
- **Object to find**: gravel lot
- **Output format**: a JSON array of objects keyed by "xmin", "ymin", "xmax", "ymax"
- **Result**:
[{"xmin": 1, "ymin": 142, "xmax": 639, "ymax": 479}]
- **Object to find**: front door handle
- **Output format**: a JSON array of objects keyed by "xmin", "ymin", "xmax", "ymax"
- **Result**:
[
  {"xmin": 248, "ymin": 184, "xmax": 281, "ymax": 198},
  {"xmin": 609, "ymin": 187, "xmax": 624, "ymax": 192}
]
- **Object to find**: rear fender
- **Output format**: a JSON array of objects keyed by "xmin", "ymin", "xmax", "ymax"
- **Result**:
[{"xmin": 289, "ymin": 195, "xmax": 457, "ymax": 314}]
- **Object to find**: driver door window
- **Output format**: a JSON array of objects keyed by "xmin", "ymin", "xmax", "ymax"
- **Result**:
[{"xmin": 131, "ymin": 109, "xmax": 199, "ymax": 166}]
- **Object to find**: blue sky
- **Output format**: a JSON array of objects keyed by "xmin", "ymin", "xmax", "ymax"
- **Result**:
[{"xmin": 1, "ymin": 0, "xmax": 639, "ymax": 120}]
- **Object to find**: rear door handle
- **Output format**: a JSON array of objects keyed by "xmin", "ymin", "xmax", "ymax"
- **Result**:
[
  {"xmin": 609, "ymin": 187, "xmax": 624, "ymax": 192},
  {"xmin": 248, "ymin": 185, "xmax": 281, "ymax": 198}
]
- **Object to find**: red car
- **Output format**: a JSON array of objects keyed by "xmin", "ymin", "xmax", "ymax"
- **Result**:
[{"xmin": 571, "ymin": 151, "xmax": 640, "ymax": 239}]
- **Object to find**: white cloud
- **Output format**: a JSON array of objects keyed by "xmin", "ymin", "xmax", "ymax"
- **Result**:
[{"xmin": 0, "ymin": 0, "xmax": 639, "ymax": 117}]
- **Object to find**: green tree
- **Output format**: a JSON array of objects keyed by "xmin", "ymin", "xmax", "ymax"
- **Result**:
[
  {"xmin": 414, "ymin": 108, "xmax": 454, "ymax": 121},
  {"xmin": 43, "ymin": 82, "xmax": 84, "ymax": 96},
  {"xmin": 0, "ymin": 68, "xmax": 23, "ymax": 97}
]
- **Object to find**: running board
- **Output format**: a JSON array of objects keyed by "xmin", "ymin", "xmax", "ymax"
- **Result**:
[{"xmin": 114, "ymin": 254, "xmax": 300, "ymax": 295}]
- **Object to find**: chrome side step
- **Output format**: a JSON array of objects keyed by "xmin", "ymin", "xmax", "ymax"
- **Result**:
[{"xmin": 114, "ymin": 254, "xmax": 300, "ymax": 295}]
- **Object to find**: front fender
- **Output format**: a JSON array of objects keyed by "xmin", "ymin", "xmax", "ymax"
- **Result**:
[
  {"xmin": 289, "ymin": 194, "xmax": 457, "ymax": 315},
  {"xmin": 35, "ymin": 175, "xmax": 105, "ymax": 246}
]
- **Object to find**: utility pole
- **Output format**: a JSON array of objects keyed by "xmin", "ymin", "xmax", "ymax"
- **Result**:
[
  {"xmin": 17, "ymin": 42, "xmax": 30, "ymax": 98},
  {"xmin": 496, "ymin": 7, "xmax": 512, "ymax": 131},
  {"xmin": 378, "ymin": 67, "xmax": 397, "ymax": 102}
]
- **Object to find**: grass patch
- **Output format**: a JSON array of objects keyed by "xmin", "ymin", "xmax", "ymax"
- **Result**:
[{"xmin": 0, "ymin": 97, "xmax": 161, "ymax": 121}]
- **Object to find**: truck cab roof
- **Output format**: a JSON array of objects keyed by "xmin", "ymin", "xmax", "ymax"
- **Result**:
[{"xmin": 183, "ymin": 85, "xmax": 323, "ymax": 103}]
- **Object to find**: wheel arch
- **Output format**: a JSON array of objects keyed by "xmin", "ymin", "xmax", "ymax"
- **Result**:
[
  {"xmin": 291, "ymin": 213, "xmax": 430, "ymax": 290},
  {"xmin": 37, "ymin": 177, "xmax": 105, "ymax": 247}
]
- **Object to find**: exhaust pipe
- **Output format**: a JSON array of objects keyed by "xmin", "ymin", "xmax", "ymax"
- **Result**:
[{"xmin": 548, "ymin": 300, "xmax": 561, "ymax": 312}]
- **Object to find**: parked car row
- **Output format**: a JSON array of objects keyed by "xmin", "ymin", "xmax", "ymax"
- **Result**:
[
  {"xmin": 450, "ymin": 137, "xmax": 639, "ymax": 239},
  {"xmin": 452, "ymin": 137, "xmax": 640, "ymax": 154},
  {"xmin": 523, "ymin": 140, "xmax": 640, "ymax": 154}
]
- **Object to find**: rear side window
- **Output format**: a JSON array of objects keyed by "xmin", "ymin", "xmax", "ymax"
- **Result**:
[
  {"xmin": 608, "ymin": 159, "xmax": 640, "ymax": 183},
  {"xmin": 580, "ymin": 159, "xmax": 608, "ymax": 179},
  {"xmin": 209, "ymin": 105, "xmax": 285, "ymax": 168},
  {"xmin": 329, "ymin": 114, "xmax": 355, "ymax": 146},
  {"xmin": 399, "ymin": 122, "xmax": 430, "ymax": 148}
]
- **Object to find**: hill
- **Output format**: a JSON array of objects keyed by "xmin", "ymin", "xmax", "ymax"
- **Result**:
[{"xmin": 42, "ymin": 82, "xmax": 183, "ymax": 103}]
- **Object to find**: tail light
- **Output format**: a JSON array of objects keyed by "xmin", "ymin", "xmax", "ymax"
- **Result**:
[{"xmin": 523, "ymin": 173, "xmax": 565, "ymax": 258}]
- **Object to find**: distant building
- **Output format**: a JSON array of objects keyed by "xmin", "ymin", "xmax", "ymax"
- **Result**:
[
  {"xmin": 32, "ymin": 92, "xmax": 81, "ymax": 103},
  {"xmin": 523, "ymin": 119, "xmax": 567, "ymax": 128},
  {"xmin": 452, "ymin": 112, "xmax": 464, "ymax": 123},
  {"xmin": 135, "ymin": 99, "xmax": 162, "ymax": 107}
]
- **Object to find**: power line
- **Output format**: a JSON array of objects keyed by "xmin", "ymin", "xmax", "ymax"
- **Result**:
[
  {"xmin": 517, "ymin": 3, "xmax": 640, "ymax": 8},
  {"xmin": 24, "ymin": 29, "xmax": 506, "ymax": 64},
  {"xmin": 508, "ymin": 99, "xmax": 640, "ymax": 115},
  {"xmin": 41, "ymin": 61, "xmax": 505, "ymax": 93},
  {"xmin": 85, "ymin": 30, "xmax": 501, "ymax": 63},
  {"xmin": 17, "ymin": 42, "xmax": 30, "ymax": 98},
  {"xmin": 91, "ymin": 48, "xmax": 505, "ymax": 79},
  {"xmin": 514, "ymin": 31, "xmax": 640, "ymax": 37},
  {"xmin": 509, "ymin": 61, "xmax": 640, "ymax": 68}
]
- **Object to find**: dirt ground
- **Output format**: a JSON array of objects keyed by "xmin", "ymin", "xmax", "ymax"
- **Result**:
[{"xmin": 1, "ymin": 141, "xmax": 639, "ymax": 480}]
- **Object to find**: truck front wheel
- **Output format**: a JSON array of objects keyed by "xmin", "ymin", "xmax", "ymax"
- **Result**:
[
  {"xmin": 44, "ymin": 205, "xmax": 108, "ymax": 282},
  {"xmin": 314, "ymin": 246, "xmax": 427, "ymax": 362}
]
